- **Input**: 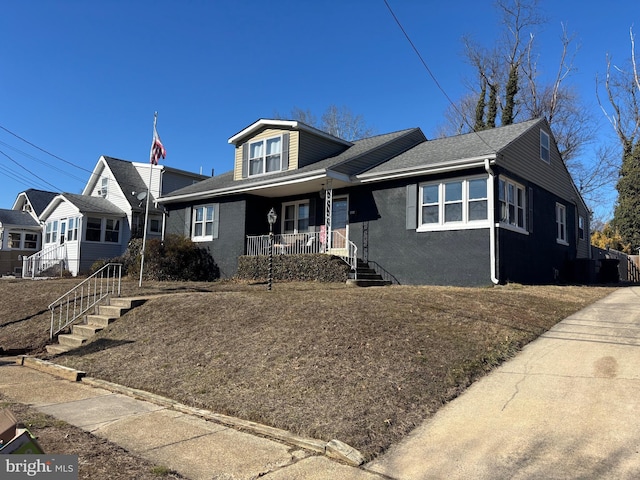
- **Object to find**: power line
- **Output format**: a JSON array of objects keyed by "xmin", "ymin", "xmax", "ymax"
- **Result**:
[
  {"xmin": 0, "ymin": 148, "xmax": 62, "ymax": 191},
  {"xmin": 382, "ymin": 0, "xmax": 498, "ymax": 152}
]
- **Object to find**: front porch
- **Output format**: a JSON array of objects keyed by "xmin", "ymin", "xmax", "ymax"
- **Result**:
[{"xmin": 246, "ymin": 230, "xmax": 357, "ymax": 273}]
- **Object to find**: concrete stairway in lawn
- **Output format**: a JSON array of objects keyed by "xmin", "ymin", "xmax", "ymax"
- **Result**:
[{"xmin": 46, "ymin": 297, "xmax": 146, "ymax": 355}]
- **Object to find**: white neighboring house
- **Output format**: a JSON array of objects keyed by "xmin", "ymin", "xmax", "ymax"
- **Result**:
[
  {"xmin": 25, "ymin": 156, "xmax": 207, "ymax": 277},
  {"xmin": 0, "ymin": 209, "xmax": 42, "ymax": 276}
]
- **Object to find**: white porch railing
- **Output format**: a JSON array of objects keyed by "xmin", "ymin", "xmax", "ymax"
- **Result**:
[
  {"xmin": 48, "ymin": 263, "xmax": 122, "ymax": 340},
  {"xmin": 22, "ymin": 244, "xmax": 66, "ymax": 278},
  {"xmin": 246, "ymin": 231, "xmax": 358, "ymax": 277}
]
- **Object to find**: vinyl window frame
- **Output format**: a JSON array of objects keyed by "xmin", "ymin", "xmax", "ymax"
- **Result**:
[
  {"xmin": 417, "ymin": 175, "xmax": 490, "ymax": 232},
  {"xmin": 556, "ymin": 203, "xmax": 568, "ymax": 245},
  {"xmin": 499, "ymin": 177, "xmax": 527, "ymax": 233},
  {"xmin": 248, "ymin": 135, "xmax": 282, "ymax": 177}
]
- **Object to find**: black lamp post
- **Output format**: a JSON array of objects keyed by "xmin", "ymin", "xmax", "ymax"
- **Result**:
[{"xmin": 267, "ymin": 208, "xmax": 277, "ymax": 291}]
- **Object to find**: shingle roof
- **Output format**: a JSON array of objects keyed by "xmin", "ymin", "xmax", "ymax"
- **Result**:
[
  {"xmin": 102, "ymin": 156, "xmax": 148, "ymax": 207},
  {"xmin": 62, "ymin": 193, "xmax": 126, "ymax": 215},
  {"xmin": 22, "ymin": 189, "xmax": 58, "ymax": 215},
  {"xmin": 363, "ymin": 118, "xmax": 542, "ymax": 175},
  {"xmin": 0, "ymin": 209, "xmax": 40, "ymax": 227},
  {"xmin": 160, "ymin": 128, "xmax": 423, "ymax": 200}
]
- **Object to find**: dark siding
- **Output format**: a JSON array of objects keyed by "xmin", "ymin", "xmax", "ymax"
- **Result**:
[
  {"xmin": 165, "ymin": 198, "xmax": 247, "ymax": 278},
  {"xmin": 348, "ymin": 181, "xmax": 492, "ymax": 286},
  {"xmin": 298, "ymin": 132, "xmax": 349, "ymax": 168},
  {"xmin": 497, "ymin": 183, "xmax": 577, "ymax": 284}
]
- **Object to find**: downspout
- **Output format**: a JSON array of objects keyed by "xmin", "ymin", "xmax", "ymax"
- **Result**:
[{"xmin": 485, "ymin": 159, "xmax": 499, "ymax": 285}]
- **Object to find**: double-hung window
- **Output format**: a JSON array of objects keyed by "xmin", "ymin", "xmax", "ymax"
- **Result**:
[
  {"xmin": 283, "ymin": 201, "xmax": 310, "ymax": 233},
  {"xmin": 8, "ymin": 232, "xmax": 21, "ymax": 249},
  {"xmin": 45, "ymin": 220, "xmax": 58, "ymax": 244},
  {"xmin": 24, "ymin": 233, "xmax": 38, "ymax": 249},
  {"xmin": 556, "ymin": 203, "xmax": 567, "ymax": 244},
  {"xmin": 499, "ymin": 178, "xmax": 526, "ymax": 230},
  {"xmin": 249, "ymin": 136, "xmax": 281, "ymax": 176},
  {"xmin": 578, "ymin": 215, "xmax": 585, "ymax": 240},
  {"xmin": 192, "ymin": 205, "xmax": 215, "ymax": 241},
  {"xmin": 104, "ymin": 219, "xmax": 120, "ymax": 243},
  {"xmin": 68, "ymin": 217, "xmax": 79, "ymax": 241},
  {"xmin": 85, "ymin": 217, "xmax": 102, "ymax": 242},
  {"xmin": 418, "ymin": 177, "xmax": 488, "ymax": 230}
]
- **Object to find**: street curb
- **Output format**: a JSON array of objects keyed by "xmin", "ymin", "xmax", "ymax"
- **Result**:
[
  {"xmin": 18, "ymin": 356, "xmax": 365, "ymax": 466},
  {"xmin": 18, "ymin": 356, "xmax": 85, "ymax": 382},
  {"xmin": 82, "ymin": 377, "xmax": 365, "ymax": 465}
]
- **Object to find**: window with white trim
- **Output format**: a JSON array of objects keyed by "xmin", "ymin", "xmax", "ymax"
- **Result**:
[
  {"xmin": 85, "ymin": 217, "xmax": 101, "ymax": 241},
  {"xmin": 104, "ymin": 219, "xmax": 120, "ymax": 243},
  {"xmin": 418, "ymin": 177, "xmax": 488, "ymax": 230},
  {"xmin": 499, "ymin": 178, "xmax": 526, "ymax": 230},
  {"xmin": 249, "ymin": 136, "xmax": 281, "ymax": 176},
  {"xmin": 8, "ymin": 232, "xmax": 21, "ymax": 249},
  {"xmin": 556, "ymin": 203, "xmax": 567, "ymax": 244},
  {"xmin": 578, "ymin": 215, "xmax": 585, "ymax": 240},
  {"xmin": 540, "ymin": 130, "xmax": 550, "ymax": 163},
  {"xmin": 6, "ymin": 231, "xmax": 39, "ymax": 250},
  {"xmin": 282, "ymin": 201, "xmax": 310, "ymax": 234},
  {"xmin": 45, "ymin": 220, "xmax": 58, "ymax": 244},
  {"xmin": 192, "ymin": 205, "xmax": 215, "ymax": 241},
  {"xmin": 68, "ymin": 217, "xmax": 79, "ymax": 241}
]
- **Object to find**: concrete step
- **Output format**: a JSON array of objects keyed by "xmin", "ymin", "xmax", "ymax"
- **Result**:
[
  {"xmin": 45, "ymin": 344, "xmax": 71, "ymax": 355},
  {"xmin": 346, "ymin": 278, "xmax": 392, "ymax": 287},
  {"xmin": 110, "ymin": 297, "xmax": 146, "ymax": 309},
  {"xmin": 72, "ymin": 324, "xmax": 103, "ymax": 338},
  {"xmin": 98, "ymin": 305, "xmax": 129, "ymax": 318},
  {"xmin": 57, "ymin": 333, "xmax": 88, "ymax": 348},
  {"xmin": 86, "ymin": 314, "xmax": 117, "ymax": 328}
]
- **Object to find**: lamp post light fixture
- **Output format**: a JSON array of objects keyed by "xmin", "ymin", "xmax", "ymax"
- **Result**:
[{"xmin": 267, "ymin": 208, "xmax": 277, "ymax": 291}]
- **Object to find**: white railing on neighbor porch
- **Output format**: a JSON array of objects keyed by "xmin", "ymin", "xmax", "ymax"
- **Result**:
[
  {"xmin": 246, "ymin": 231, "xmax": 358, "ymax": 277},
  {"xmin": 22, "ymin": 244, "xmax": 66, "ymax": 278},
  {"xmin": 48, "ymin": 263, "xmax": 122, "ymax": 340}
]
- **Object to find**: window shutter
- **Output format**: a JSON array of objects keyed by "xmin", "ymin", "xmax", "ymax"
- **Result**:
[
  {"xmin": 212, "ymin": 203, "xmax": 220, "ymax": 239},
  {"xmin": 527, "ymin": 187, "xmax": 534, "ymax": 233},
  {"xmin": 406, "ymin": 184, "xmax": 417, "ymax": 230},
  {"xmin": 242, "ymin": 143, "xmax": 249, "ymax": 178},
  {"xmin": 281, "ymin": 133, "xmax": 289, "ymax": 171},
  {"xmin": 184, "ymin": 207, "xmax": 191, "ymax": 237}
]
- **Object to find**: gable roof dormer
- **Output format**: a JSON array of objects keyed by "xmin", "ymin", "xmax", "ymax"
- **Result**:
[{"xmin": 228, "ymin": 119, "xmax": 353, "ymax": 181}]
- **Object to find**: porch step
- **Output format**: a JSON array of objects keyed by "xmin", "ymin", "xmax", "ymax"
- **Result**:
[
  {"xmin": 45, "ymin": 297, "xmax": 146, "ymax": 356},
  {"xmin": 347, "ymin": 260, "xmax": 392, "ymax": 287}
]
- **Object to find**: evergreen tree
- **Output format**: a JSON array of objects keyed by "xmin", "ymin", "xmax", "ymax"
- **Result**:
[{"xmin": 612, "ymin": 142, "xmax": 640, "ymax": 251}]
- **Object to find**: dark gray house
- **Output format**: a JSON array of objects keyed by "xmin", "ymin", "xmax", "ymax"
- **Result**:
[{"xmin": 158, "ymin": 118, "xmax": 591, "ymax": 285}]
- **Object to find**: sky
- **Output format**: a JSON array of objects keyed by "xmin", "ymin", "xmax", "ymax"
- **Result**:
[{"xmin": 0, "ymin": 0, "xmax": 637, "ymax": 221}]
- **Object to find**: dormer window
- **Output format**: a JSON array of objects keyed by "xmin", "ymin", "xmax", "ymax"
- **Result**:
[{"xmin": 249, "ymin": 136, "xmax": 281, "ymax": 176}]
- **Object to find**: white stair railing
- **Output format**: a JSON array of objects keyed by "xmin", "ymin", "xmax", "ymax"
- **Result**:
[
  {"xmin": 22, "ymin": 244, "xmax": 66, "ymax": 278},
  {"xmin": 48, "ymin": 263, "xmax": 122, "ymax": 340}
]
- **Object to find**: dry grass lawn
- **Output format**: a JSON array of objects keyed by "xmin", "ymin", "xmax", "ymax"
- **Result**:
[{"xmin": 0, "ymin": 277, "xmax": 616, "ymax": 460}]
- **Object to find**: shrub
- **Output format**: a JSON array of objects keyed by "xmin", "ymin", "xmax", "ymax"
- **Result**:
[
  {"xmin": 236, "ymin": 254, "xmax": 350, "ymax": 282},
  {"xmin": 93, "ymin": 235, "xmax": 219, "ymax": 281}
]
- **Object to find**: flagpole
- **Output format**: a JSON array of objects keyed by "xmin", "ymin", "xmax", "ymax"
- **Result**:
[{"xmin": 139, "ymin": 112, "xmax": 157, "ymax": 288}]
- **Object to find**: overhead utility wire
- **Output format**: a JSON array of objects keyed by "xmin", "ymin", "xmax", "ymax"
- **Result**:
[
  {"xmin": 0, "ymin": 123, "xmax": 162, "ymax": 198},
  {"xmin": 0, "ymin": 148, "xmax": 62, "ymax": 192},
  {"xmin": 382, "ymin": 0, "xmax": 498, "ymax": 153}
]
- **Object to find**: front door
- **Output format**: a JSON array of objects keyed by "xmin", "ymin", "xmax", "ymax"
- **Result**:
[{"xmin": 331, "ymin": 196, "xmax": 349, "ymax": 250}]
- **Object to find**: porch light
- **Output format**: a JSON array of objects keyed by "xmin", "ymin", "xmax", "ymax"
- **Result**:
[{"xmin": 267, "ymin": 208, "xmax": 277, "ymax": 229}]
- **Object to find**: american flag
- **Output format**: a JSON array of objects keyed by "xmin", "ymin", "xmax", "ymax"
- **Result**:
[{"xmin": 150, "ymin": 126, "xmax": 166, "ymax": 165}]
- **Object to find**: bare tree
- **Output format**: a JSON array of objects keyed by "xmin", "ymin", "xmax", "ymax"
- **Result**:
[
  {"xmin": 598, "ymin": 27, "xmax": 640, "ymax": 247},
  {"xmin": 273, "ymin": 105, "xmax": 376, "ymax": 141}
]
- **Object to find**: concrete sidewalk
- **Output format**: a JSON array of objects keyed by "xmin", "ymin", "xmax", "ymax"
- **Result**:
[
  {"xmin": 0, "ymin": 358, "xmax": 382, "ymax": 480},
  {"xmin": 2, "ymin": 286, "xmax": 640, "ymax": 479},
  {"xmin": 366, "ymin": 286, "xmax": 640, "ymax": 479}
]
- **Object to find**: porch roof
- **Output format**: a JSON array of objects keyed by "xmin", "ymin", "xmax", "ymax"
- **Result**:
[{"xmin": 0, "ymin": 209, "xmax": 40, "ymax": 228}]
